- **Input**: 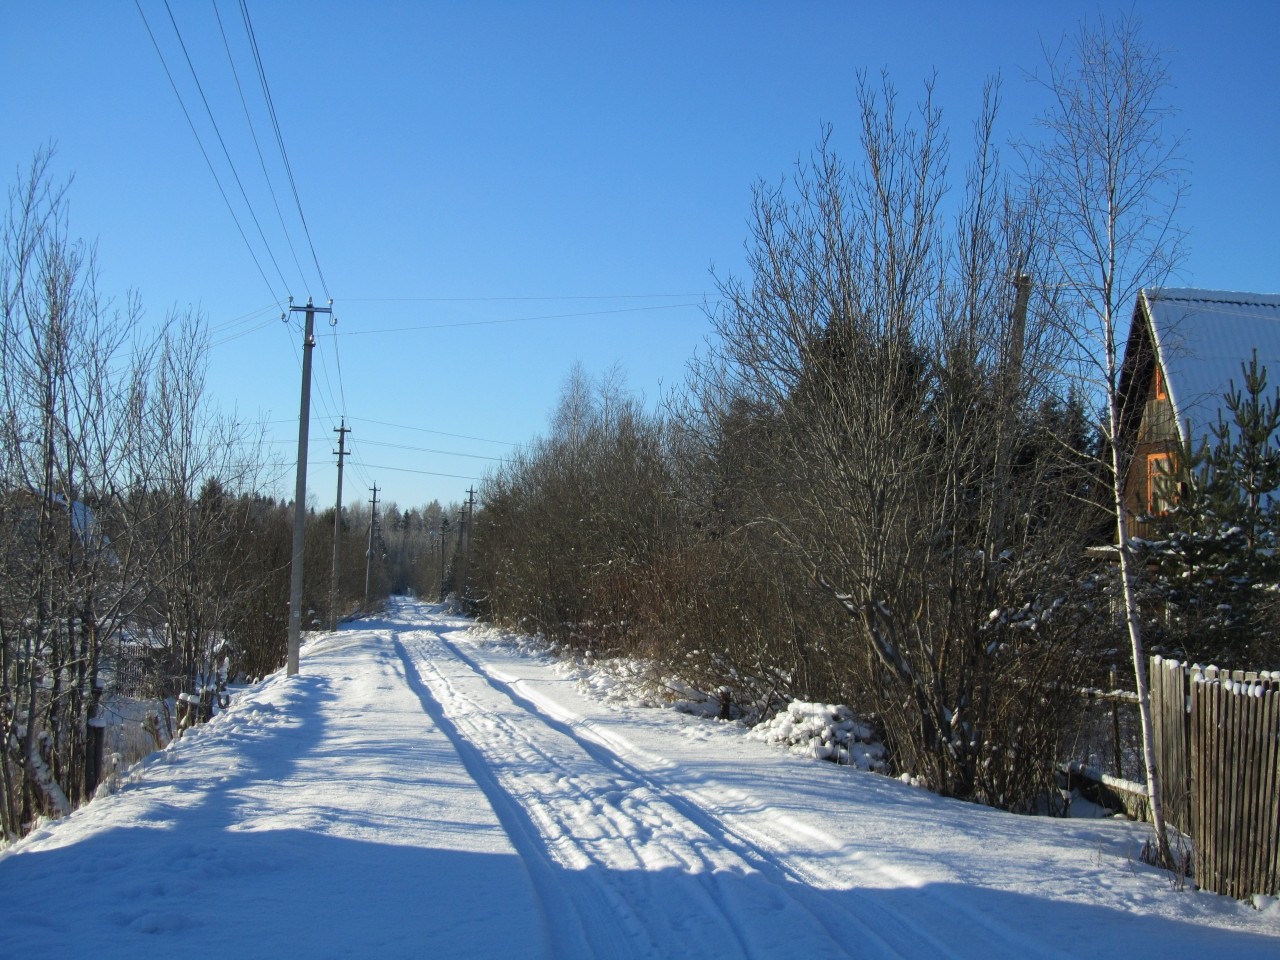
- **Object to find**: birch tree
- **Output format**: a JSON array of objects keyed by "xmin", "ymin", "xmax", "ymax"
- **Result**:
[{"xmin": 1028, "ymin": 13, "xmax": 1187, "ymax": 865}]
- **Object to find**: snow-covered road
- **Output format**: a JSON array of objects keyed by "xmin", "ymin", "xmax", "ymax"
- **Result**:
[{"xmin": 2, "ymin": 599, "xmax": 1277, "ymax": 958}]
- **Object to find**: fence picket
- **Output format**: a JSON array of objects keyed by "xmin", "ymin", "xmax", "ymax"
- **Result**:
[
  {"xmin": 1246, "ymin": 685, "xmax": 1262, "ymax": 898},
  {"xmin": 1209, "ymin": 666, "xmax": 1224, "ymax": 896},
  {"xmin": 1261, "ymin": 687, "xmax": 1280, "ymax": 895}
]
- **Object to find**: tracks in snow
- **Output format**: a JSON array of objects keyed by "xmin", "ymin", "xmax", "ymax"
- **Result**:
[
  {"xmin": 371, "ymin": 598, "xmax": 1075, "ymax": 959},
  {"xmin": 389, "ymin": 614, "xmax": 1004, "ymax": 960}
]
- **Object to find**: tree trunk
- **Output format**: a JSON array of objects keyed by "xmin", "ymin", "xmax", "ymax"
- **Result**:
[{"xmin": 1110, "ymin": 438, "xmax": 1175, "ymax": 867}]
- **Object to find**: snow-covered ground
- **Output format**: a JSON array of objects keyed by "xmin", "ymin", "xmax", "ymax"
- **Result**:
[{"xmin": 2, "ymin": 598, "xmax": 1276, "ymax": 958}]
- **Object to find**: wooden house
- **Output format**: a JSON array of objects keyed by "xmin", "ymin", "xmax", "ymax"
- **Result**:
[{"xmin": 1116, "ymin": 288, "xmax": 1280, "ymax": 538}]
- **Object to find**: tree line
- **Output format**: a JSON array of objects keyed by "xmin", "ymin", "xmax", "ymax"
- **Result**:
[
  {"xmin": 0, "ymin": 150, "xmax": 467, "ymax": 839},
  {"xmin": 469, "ymin": 17, "xmax": 1275, "ymax": 860}
]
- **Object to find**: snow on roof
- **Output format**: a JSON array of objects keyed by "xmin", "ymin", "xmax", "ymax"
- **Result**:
[
  {"xmin": 47, "ymin": 492, "xmax": 115, "ymax": 558},
  {"xmin": 1143, "ymin": 287, "xmax": 1280, "ymax": 446}
]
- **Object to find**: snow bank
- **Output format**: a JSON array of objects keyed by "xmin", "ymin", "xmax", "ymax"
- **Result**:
[{"xmin": 749, "ymin": 700, "xmax": 888, "ymax": 771}]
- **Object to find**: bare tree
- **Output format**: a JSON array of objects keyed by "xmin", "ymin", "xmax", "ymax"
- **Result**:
[
  {"xmin": 0, "ymin": 152, "xmax": 277, "ymax": 835},
  {"xmin": 681, "ymin": 74, "xmax": 1098, "ymax": 805},
  {"xmin": 1027, "ymin": 13, "xmax": 1187, "ymax": 865},
  {"xmin": 472, "ymin": 365, "xmax": 677, "ymax": 655},
  {"xmin": 0, "ymin": 150, "xmax": 156, "ymax": 826},
  {"xmin": 126, "ymin": 313, "xmax": 273, "ymax": 703}
]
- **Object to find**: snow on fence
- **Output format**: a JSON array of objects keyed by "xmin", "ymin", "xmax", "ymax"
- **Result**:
[{"xmin": 1150, "ymin": 656, "xmax": 1280, "ymax": 899}]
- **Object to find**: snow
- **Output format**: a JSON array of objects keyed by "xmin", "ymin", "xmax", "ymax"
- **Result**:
[
  {"xmin": 2, "ymin": 598, "xmax": 1277, "ymax": 958},
  {"xmin": 749, "ymin": 700, "xmax": 887, "ymax": 771}
]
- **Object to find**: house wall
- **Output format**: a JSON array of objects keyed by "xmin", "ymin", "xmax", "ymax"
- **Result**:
[{"xmin": 1123, "ymin": 364, "xmax": 1179, "ymax": 538}]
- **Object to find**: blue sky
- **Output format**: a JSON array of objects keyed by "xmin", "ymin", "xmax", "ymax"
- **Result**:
[{"xmin": 3, "ymin": 1, "xmax": 1277, "ymax": 510}]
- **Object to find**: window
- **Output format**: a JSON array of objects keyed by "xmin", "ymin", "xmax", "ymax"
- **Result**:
[
  {"xmin": 1153, "ymin": 363, "xmax": 1167, "ymax": 400},
  {"xmin": 1146, "ymin": 452, "xmax": 1176, "ymax": 515}
]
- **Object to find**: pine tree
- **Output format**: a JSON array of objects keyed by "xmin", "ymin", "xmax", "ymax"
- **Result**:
[{"xmin": 1145, "ymin": 352, "xmax": 1280, "ymax": 664}]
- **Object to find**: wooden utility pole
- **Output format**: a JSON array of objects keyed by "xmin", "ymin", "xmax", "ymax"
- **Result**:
[
  {"xmin": 365, "ymin": 482, "xmax": 379, "ymax": 606},
  {"xmin": 329, "ymin": 418, "xmax": 351, "ymax": 631},
  {"xmin": 286, "ymin": 297, "xmax": 332, "ymax": 676}
]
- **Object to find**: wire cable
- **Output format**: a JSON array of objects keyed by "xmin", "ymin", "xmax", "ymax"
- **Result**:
[
  {"xmin": 346, "ymin": 416, "xmax": 516, "ymax": 446},
  {"xmin": 356, "ymin": 462, "xmax": 483, "ymax": 481},
  {"xmin": 133, "ymin": 0, "xmax": 283, "ymax": 305},
  {"xmin": 341, "ymin": 292, "xmax": 713, "ymax": 303},
  {"xmin": 161, "ymin": 0, "xmax": 293, "ymax": 295},
  {"xmin": 212, "ymin": 0, "xmax": 310, "ymax": 292},
  {"xmin": 240, "ymin": 0, "xmax": 331, "ymax": 300},
  {"xmin": 357, "ymin": 438, "xmax": 506, "ymax": 461},
  {"xmin": 235, "ymin": 1, "xmax": 346, "ymax": 417},
  {"xmin": 327, "ymin": 301, "xmax": 704, "ymax": 336}
]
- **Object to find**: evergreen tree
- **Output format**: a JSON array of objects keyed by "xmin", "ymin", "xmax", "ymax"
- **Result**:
[{"xmin": 1144, "ymin": 352, "xmax": 1280, "ymax": 664}]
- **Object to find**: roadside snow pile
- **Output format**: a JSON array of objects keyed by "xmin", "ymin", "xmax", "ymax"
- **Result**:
[{"xmin": 750, "ymin": 700, "xmax": 887, "ymax": 772}]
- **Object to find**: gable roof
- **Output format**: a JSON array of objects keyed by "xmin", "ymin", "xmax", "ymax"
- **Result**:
[{"xmin": 1140, "ymin": 288, "xmax": 1280, "ymax": 447}]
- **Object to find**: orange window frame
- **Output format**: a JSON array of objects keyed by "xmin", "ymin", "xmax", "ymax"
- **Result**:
[
  {"xmin": 1153, "ymin": 363, "xmax": 1167, "ymax": 400},
  {"xmin": 1146, "ymin": 451, "xmax": 1175, "ymax": 515}
]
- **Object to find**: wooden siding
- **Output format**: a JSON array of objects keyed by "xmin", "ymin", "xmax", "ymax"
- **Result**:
[{"xmin": 1123, "ymin": 361, "xmax": 1180, "ymax": 538}]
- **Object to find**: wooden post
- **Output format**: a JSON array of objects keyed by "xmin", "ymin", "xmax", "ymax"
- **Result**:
[{"xmin": 1110, "ymin": 665, "xmax": 1123, "ymax": 778}]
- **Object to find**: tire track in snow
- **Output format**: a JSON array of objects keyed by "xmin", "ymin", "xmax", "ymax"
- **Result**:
[
  {"xmin": 433, "ymin": 629, "xmax": 1071, "ymax": 960},
  {"xmin": 389, "ymin": 636, "xmax": 608, "ymax": 960},
  {"xmin": 395, "ymin": 632, "xmax": 766, "ymax": 960},
  {"xmin": 397, "ymin": 626, "xmax": 904, "ymax": 960}
]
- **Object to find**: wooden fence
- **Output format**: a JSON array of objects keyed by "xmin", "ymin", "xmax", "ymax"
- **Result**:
[{"xmin": 1149, "ymin": 656, "xmax": 1280, "ymax": 898}]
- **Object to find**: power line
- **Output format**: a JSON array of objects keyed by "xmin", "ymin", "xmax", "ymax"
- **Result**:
[
  {"xmin": 347, "ymin": 416, "xmax": 517, "ymax": 446},
  {"xmin": 209, "ymin": 305, "xmax": 286, "ymax": 346},
  {"xmin": 133, "ymin": 0, "xmax": 283, "ymax": 305},
  {"xmin": 208, "ymin": 300, "xmax": 281, "ymax": 334},
  {"xmin": 327, "ymin": 301, "xmax": 705, "ymax": 337},
  {"xmin": 357, "ymin": 438, "xmax": 506, "ymax": 461},
  {"xmin": 347, "ymin": 454, "xmax": 376, "ymax": 490},
  {"xmin": 212, "ymin": 0, "xmax": 309, "ymax": 292},
  {"xmin": 345, "ymin": 444, "xmax": 377, "ymax": 490},
  {"xmin": 240, "ymin": 0, "xmax": 331, "ymax": 301},
  {"xmin": 233, "ymin": 0, "xmax": 345, "ymax": 416},
  {"xmin": 313, "ymin": 325, "xmax": 345, "ymax": 420},
  {"xmin": 341, "ymin": 293, "xmax": 713, "ymax": 303},
  {"xmin": 357, "ymin": 462, "xmax": 484, "ymax": 481},
  {"xmin": 160, "ymin": 0, "xmax": 292, "ymax": 294},
  {"xmin": 250, "ymin": 429, "xmax": 505, "ymax": 468},
  {"xmin": 326, "ymin": 310, "xmax": 349, "ymax": 414}
]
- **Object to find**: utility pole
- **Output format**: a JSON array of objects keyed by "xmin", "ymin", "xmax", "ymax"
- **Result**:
[
  {"xmin": 365, "ymin": 482, "xmax": 379, "ymax": 606},
  {"xmin": 329, "ymin": 418, "xmax": 351, "ymax": 631},
  {"xmin": 438, "ymin": 517, "xmax": 449, "ymax": 601},
  {"xmin": 286, "ymin": 297, "xmax": 332, "ymax": 677},
  {"xmin": 459, "ymin": 486, "xmax": 477, "ymax": 601}
]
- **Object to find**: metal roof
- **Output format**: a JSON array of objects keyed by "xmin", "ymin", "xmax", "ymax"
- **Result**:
[{"xmin": 1142, "ymin": 288, "xmax": 1280, "ymax": 446}]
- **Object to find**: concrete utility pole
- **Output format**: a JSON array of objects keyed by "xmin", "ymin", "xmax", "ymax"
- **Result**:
[
  {"xmin": 287, "ymin": 297, "xmax": 332, "ymax": 677},
  {"xmin": 459, "ymin": 486, "xmax": 477, "ymax": 601},
  {"xmin": 437, "ymin": 518, "xmax": 449, "ymax": 601},
  {"xmin": 365, "ymin": 482, "xmax": 379, "ymax": 606},
  {"xmin": 329, "ymin": 418, "xmax": 351, "ymax": 631}
]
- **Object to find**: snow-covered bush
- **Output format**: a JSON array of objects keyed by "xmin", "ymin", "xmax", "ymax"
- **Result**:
[{"xmin": 749, "ymin": 701, "xmax": 886, "ymax": 772}]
